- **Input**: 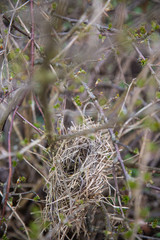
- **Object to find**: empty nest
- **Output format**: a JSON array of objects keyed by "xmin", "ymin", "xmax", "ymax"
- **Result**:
[{"xmin": 44, "ymin": 118, "xmax": 117, "ymax": 239}]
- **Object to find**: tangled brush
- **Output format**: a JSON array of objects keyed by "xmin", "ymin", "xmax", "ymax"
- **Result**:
[{"xmin": 44, "ymin": 118, "xmax": 117, "ymax": 239}]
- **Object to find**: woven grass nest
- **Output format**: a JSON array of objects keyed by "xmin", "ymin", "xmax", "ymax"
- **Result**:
[{"xmin": 45, "ymin": 117, "xmax": 116, "ymax": 239}]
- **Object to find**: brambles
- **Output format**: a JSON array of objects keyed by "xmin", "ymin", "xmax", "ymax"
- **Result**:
[{"xmin": 0, "ymin": 1, "xmax": 160, "ymax": 240}]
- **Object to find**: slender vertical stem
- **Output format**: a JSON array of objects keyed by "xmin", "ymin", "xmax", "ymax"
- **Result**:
[
  {"xmin": 30, "ymin": 0, "xmax": 35, "ymax": 78},
  {"xmin": 2, "ymin": 106, "xmax": 19, "ymax": 216}
]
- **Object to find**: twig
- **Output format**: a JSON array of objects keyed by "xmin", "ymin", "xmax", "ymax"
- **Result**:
[
  {"xmin": 146, "ymin": 184, "xmax": 160, "ymax": 192},
  {"xmin": 118, "ymin": 100, "xmax": 160, "ymax": 137},
  {"xmin": 33, "ymin": 94, "xmax": 45, "ymax": 120},
  {"xmin": 0, "ymin": 87, "xmax": 29, "ymax": 131},
  {"xmin": 55, "ymin": 121, "xmax": 116, "ymax": 141},
  {"xmin": 51, "ymin": 0, "xmax": 112, "ymax": 63},
  {"xmin": 132, "ymin": 43, "xmax": 160, "ymax": 87},
  {"xmin": 0, "ymin": 190, "xmax": 30, "ymax": 240},
  {"xmin": 2, "ymin": 106, "xmax": 19, "ymax": 217},
  {"xmin": 52, "ymin": 13, "xmax": 119, "ymax": 33},
  {"xmin": 23, "ymin": 157, "xmax": 49, "ymax": 184},
  {"xmin": 118, "ymin": 78, "xmax": 136, "ymax": 116},
  {"xmin": 130, "ymin": 129, "xmax": 150, "ymax": 240},
  {"xmin": 4, "ymin": 0, "xmax": 20, "ymax": 50},
  {"xmin": 19, "ymin": 135, "xmax": 45, "ymax": 155},
  {"xmin": 6, "ymin": 0, "xmax": 30, "ymax": 13},
  {"xmin": 1, "ymin": 0, "xmax": 20, "ymax": 85},
  {"xmin": 2, "ymin": 15, "xmax": 30, "ymax": 38},
  {"xmin": 16, "ymin": 111, "xmax": 43, "ymax": 135},
  {"xmin": 30, "ymin": 0, "xmax": 35, "ymax": 78},
  {"xmin": 112, "ymin": 166, "xmax": 125, "ymax": 218}
]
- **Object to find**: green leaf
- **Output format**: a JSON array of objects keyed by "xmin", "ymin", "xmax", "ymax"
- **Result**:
[
  {"xmin": 51, "ymin": 166, "xmax": 55, "ymax": 171},
  {"xmin": 131, "ymin": 168, "xmax": 139, "ymax": 178},
  {"xmin": 108, "ymin": 23, "xmax": 112, "ymax": 29},
  {"xmin": 89, "ymin": 135, "xmax": 95, "ymax": 140},
  {"xmin": 15, "ymin": 48, "xmax": 20, "ymax": 53},
  {"xmin": 17, "ymin": 176, "xmax": 26, "ymax": 184},
  {"xmin": 77, "ymin": 68, "xmax": 86, "ymax": 74},
  {"xmin": 151, "ymin": 21, "xmax": 160, "ymax": 31},
  {"xmin": 128, "ymin": 180, "xmax": 138, "ymax": 189},
  {"xmin": 122, "ymin": 195, "xmax": 130, "ymax": 205},
  {"xmin": 151, "ymin": 219, "xmax": 158, "ymax": 228},
  {"xmin": 79, "ymin": 85, "xmax": 84, "ymax": 93},
  {"xmin": 12, "ymin": 160, "xmax": 17, "ymax": 167},
  {"xmin": 143, "ymin": 172, "xmax": 152, "ymax": 183},
  {"xmin": 29, "ymin": 221, "xmax": 40, "ymax": 239},
  {"xmin": 140, "ymin": 26, "xmax": 146, "ymax": 35},
  {"xmin": 24, "ymin": 54, "xmax": 29, "ymax": 61},
  {"xmin": 133, "ymin": 148, "xmax": 139, "ymax": 154},
  {"xmin": 124, "ymin": 230, "xmax": 133, "ymax": 239},
  {"xmin": 140, "ymin": 58, "xmax": 148, "ymax": 66},
  {"xmin": 136, "ymin": 78, "xmax": 145, "ymax": 87},
  {"xmin": 52, "ymin": 3, "xmax": 57, "ymax": 10},
  {"xmin": 156, "ymin": 91, "xmax": 160, "ymax": 99},
  {"xmin": 2, "ymin": 235, "xmax": 9, "ymax": 240},
  {"xmin": 74, "ymin": 95, "xmax": 81, "ymax": 106},
  {"xmin": 34, "ymin": 122, "xmax": 41, "ymax": 128},
  {"xmin": 53, "ymin": 103, "xmax": 60, "ymax": 109},
  {"xmin": 16, "ymin": 152, "xmax": 23, "ymax": 161},
  {"xmin": 21, "ymin": 138, "xmax": 29, "ymax": 146},
  {"xmin": 33, "ymin": 195, "xmax": 40, "ymax": 201}
]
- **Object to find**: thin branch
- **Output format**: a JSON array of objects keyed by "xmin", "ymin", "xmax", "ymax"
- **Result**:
[
  {"xmin": 33, "ymin": 94, "xmax": 45, "ymax": 120},
  {"xmin": 146, "ymin": 184, "xmax": 160, "ymax": 192},
  {"xmin": 112, "ymin": 166, "xmax": 125, "ymax": 218},
  {"xmin": 0, "ymin": 87, "xmax": 29, "ymax": 131},
  {"xmin": 2, "ymin": 15, "xmax": 30, "ymax": 38},
  {"xmin": 2, "ymin": 106, "xmax": 19, "ymax": 216},
  {"xmin": 118, "ymin": 100, "xmax": 160, "ymax": 137},
  {"xmin": 23, "ymin": 157, "xmax": 49, "ymax": 184},
  {"xmin": 51, "ymin": 0, "xmax": 112, "ymax": 63},
  {"xmin": 118, "ymin": 78, "xmax": 136, "ymax": 117},
  {"xmin": 55, "ymin": 121, "xmax": 116, "ymax": 141},
  {"xmin": 4, "ymin": 0, "xmax": 21, "ymax": 53},
  {"xmin": 0, "ymin": 190, "xmax": 30, "ymax": 240},
  {"xmin": 16, "ymin": 111, "xmax": 43, "ymax": 135},
  {"xmin": 52, "ymin": 13, "xmax": 119, "ymax": 33},
  {"xmin": 19, "ymin": 135, "xmax": 45, "ymax": 155},
  {"xmin": 132, "ymin": 43, "xmax": 160, "ymax": 87},
  {"xmin": 30, "ymin": 0, "xmax": 35, "ymax": 78}
]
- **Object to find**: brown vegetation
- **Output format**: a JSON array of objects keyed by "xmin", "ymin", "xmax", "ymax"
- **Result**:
[{"xmin": 0, "ymin": 0, "xmax": 160, "ymax": 239}]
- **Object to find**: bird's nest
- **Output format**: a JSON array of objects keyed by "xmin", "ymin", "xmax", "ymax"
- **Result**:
[{"xmin": 44, "ymin": 118, "xmax": 117, "ymax": 239}]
